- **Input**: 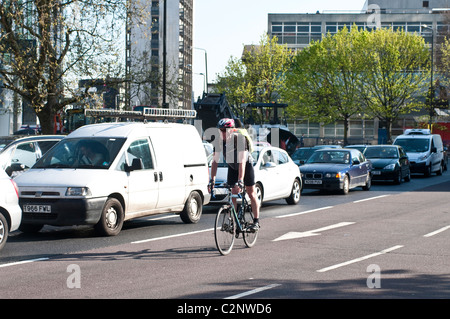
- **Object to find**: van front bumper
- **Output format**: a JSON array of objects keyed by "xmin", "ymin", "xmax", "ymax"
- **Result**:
[
  {"xmin": 19, "ymin": 197, "xmax": 107, "ymax": 226},
  {"xmin": 409, "ymin": 161, "xmax": 427, "ymax": 173}
]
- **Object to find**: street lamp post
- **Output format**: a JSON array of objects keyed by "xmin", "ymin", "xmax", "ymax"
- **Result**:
[
  {"xmin": 422, "ymin": 24, "xmax": 435, "ymax": 129},
  {"xmin": 194, "ymin": 47, "xmax": 208, "ymax": 93}
]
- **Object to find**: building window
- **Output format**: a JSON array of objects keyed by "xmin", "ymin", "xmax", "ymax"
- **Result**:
[{"xmin": 423, "ymin": 1, "xmax": 429, "ymax": 8}]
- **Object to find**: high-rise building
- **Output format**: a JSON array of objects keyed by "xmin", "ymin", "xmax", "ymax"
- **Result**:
[
  {"xmin": 267, "ymin": 0, "xmax": 450, "ymax": 144},
  {"xmin": 126, "ymin": 0, "xmax": 193, "ymax": 110}
]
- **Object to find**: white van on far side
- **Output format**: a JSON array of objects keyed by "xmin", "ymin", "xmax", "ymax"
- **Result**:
[
  {"xmin": 15, "ymin": 122, "xmax": 210, "ymax": 236},
  {"xmin": 393, "ymin": 129, "xmax": 445, "ymax": 176}
]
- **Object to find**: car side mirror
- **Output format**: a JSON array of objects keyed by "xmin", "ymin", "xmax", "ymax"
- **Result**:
[
  {"xmin": 352, "ymin": 159, "xmax": 360, "ymax": 165},
  {"xmin": 125, "ymin": 158, "xmax": 143, "ymax": 172},
  {"xmin": 431, "ymin": 146, "xmax": 437, "ymax": 153}
]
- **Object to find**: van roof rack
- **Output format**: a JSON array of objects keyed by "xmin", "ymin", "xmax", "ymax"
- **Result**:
[
  {"xmin": 404, "ymin": 129, "xmax": 431, "ymax": 135},
  {"xmin": 84, "ymin": 107, "xmax": 197, "ymax": 122}
]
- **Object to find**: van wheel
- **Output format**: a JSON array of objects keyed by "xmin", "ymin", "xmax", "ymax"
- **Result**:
[
  {"xmin": 0, "ymin": 213, "xmax": 9, "ymax": 251},
  {"xmin": 95, "ymin": 198, "xmax": 124, "ymax": 236},
  {"xmin": 437, "ymin": 164, "xmax": 443, "ymax": 176},
  {"xmin": 180, "ymin": 191, "xmax": 202, "ymax": 224}
]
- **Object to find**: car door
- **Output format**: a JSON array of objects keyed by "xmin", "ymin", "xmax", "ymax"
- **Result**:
[
  {"xmin": 271, "ymin": 149, "xmax": 294, "ymax": 197},
  {"xmin": 122, "ymin": 138, "xmax": 159, "ymax": 214},
  {"xmin": 398, "ymin": 147, "xmax": 408, "ymax": 177},
  {"xmin": 256, "ymin": 149, "xmax": 279, "ymax": 201}
]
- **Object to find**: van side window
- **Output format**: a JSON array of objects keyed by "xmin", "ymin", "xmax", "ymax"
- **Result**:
[{"xmin": 127, "ymin": 139, "xmax": 153, "ymax": 169}]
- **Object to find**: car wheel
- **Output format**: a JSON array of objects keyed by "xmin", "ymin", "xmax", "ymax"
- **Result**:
[
  {"xmin": 255, "ymin": 183, "xmax": 263, "ymax": 207},
  {"xmin": 393, "ymin": 170, "xmax": 402, "ymax": 184},
  {"xmin": 362, "ymin": 174, "xmax": 371, "ymax": 190},
  {"xmin": 286, "ymin": 178, "xmax": 301, "ymax": 205},
  {"xmin": 404, "ymin": 169, "xmax": 411, "ymax": 182},
  {"xmin": 0, "ymin": 213, "xmax": 9, "ymax": 251},
  {"xmin": 180, "ymin": 191, "xmax": 202, "ymax": 224},
  {"xmin": 95, "ymin": 198, "xmax": 124, "ymax": 236},
  {"xmin": 341, "ymin": 175, "xmax": 349, "ymax": 195}
]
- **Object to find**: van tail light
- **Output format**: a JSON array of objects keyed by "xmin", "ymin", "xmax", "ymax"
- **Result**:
[{"xmin": 10, "ymin": 179, "xmax": 19, "ymax": 198}]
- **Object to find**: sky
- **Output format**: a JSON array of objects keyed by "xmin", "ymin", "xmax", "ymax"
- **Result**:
[{"xmin": 192, "ymin": 0, "xmax": 367, "ymax": 99}]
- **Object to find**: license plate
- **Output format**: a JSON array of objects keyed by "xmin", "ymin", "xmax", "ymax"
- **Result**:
[
  {"xmin": 372, "ymin": 171, "xmax": 381, "ymax": 175},
  {"xmin": 305, "ymin": 179, "xmax": 322, "ymax": 185},
  {"xmin": 23, "ymin": 205, "xmax": 51, "ymax": 213}
]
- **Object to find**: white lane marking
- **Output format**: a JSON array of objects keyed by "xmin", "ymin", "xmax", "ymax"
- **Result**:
[
  {"xmin": 276, "ymin": 206, "xmax": 333, "ymax": 219},
  {"xmin": 224, "ymin": 284, "xmax": 281, "ymax": 299},
  {"xmin": 273, "ymin": 222, "xmax": 355, "ymax": 242},
  {"xmin": 131, "ymin": 228, "xmax": 214, "ymax": 244},
  {"xmin": 317, "ymin": 245, "xmax": 403, "ymax": 273},
  {"xmin": 353, "ymin": 195, "xmax": 390, "ymax": 203},
  {"xmin": 0, "ymin": 257, "xmax": 49, "ymax": 268},
  {"xmin": 424, "ymin": 225, "xmax": 450, "ymax": 237}
]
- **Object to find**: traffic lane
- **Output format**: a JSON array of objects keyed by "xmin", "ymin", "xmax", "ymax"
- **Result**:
[
  {"xmin": 1, "ymin": 183, "xmax": 449, "ymax": 298},
  {"xmin": 1, "ymin": 171, "xmax": 448, "ymax": 264}
]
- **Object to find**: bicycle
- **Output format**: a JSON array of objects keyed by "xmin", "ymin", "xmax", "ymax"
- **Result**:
[{"xmin": 213, "ymin": 186, "xmax": 258, "ymax": 255}]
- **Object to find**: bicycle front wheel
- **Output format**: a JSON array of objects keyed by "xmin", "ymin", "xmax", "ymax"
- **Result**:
[
  {"xmin": 214, "ymin": 206, "xmax": 235, "ymax": 255},
  {"xmin": 242, "ymin": 205, "xmax": 258, "ymax": 248}
]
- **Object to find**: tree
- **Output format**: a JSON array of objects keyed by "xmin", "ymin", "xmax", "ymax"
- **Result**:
[
  {"xmin": 0, "ymin": 0, "xmax": 127, "ymax": 134},
  {"xmin": 359, "ymin": 28, "xmax": 429, "ymax": 141},
  {"xmin": 214, "ymin": 33, "xmax": 291, "ymax": 121},
  {"xmin": 284, "ymin": 27, "xmax": 365, "ymax": 145}
]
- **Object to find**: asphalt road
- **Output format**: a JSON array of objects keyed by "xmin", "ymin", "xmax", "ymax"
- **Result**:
[{"xmin": 1, "ymin": 171, "xmax": 449, "ymax": 302}]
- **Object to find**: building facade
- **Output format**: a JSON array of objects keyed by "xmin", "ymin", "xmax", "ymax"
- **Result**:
[
  {"xmin": 126, "ymin": 0, "xmax": 193, "ymax": 110},
  {"xmin": 268, "ymin": 0, "xmax": 450, "ymax": 144}
]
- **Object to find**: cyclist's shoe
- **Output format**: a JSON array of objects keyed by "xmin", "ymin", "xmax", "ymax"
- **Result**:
[{"xmin": 247, "ymin": 222, "xmax": 260, "ymax": 233}]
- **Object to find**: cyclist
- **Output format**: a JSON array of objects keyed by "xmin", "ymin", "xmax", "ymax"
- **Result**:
[{"xmin": 209, "ymin": 118, "xmax": 260, "ymax": 230}]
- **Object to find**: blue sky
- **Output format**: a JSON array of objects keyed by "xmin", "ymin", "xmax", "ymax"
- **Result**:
[{"xmin": 192, "ymin": 0, "xmax": 367, "ymax": 99}]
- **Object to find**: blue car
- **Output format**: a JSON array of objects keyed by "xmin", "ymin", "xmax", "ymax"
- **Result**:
[{"xmin": 300, "ymin": 148, "xmax": 372, "ymax": 194}]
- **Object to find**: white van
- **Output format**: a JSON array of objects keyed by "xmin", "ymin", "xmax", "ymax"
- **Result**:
[
  {"xmin": 393, "ymin": 129, "xmax": 444, "ymax": 176},
  {"xmin": 15, "ymin": 121, "xmax": 210, "ymax": 236}
]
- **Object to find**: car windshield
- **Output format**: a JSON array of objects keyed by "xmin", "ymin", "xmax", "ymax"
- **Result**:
[
  {"xmin": 291, "ymin": 148, "xmax": 315, "ymax": 161},
  {"xmin": 307, "ymin": 150, "xmax": 351, "ymax": 164},
  {"xmin": 33, "ymin": 137, "xmax": 126, "ymax": 169},
  {"xmin": 394, "ymin": 139, "xmax": 429, "ymax": 153},
  {"xmin": 364, "ymin": 147, "xmax": 398, "ymax": 159}
]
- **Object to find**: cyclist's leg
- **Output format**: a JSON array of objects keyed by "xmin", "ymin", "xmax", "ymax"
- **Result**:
[
  {"xmin": 244, "ymin": 162, "xmax": 260, "ymax": 228},
  {"xmin": 227, "ymin": 166, "xmax": 239, "ymax": 210}
]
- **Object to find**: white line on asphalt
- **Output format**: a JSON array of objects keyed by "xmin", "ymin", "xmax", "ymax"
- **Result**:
[
  {"xmin": 424, "ymin": 225, "xmax": 450, "ymax": 237},
  {"xmin": 224, "ymin": 284, "xmax": 281, "ymax": 299},
  {"xmin": 275, "ymin": 206, "xmax": 333, "ymax": 219},
  {"xmin": 316, "ymin": 245, "xmax": 404, "ymax": 273},
  {"xmin": 0, "ymin": 257, "xmax": 49, "ymax": 268},
  {"xmin": 131, "ymin": 228, "xmax": 214, "ymax": 244},
  {"xmin": 273, "ymin": 222, "xmax": 355, "ymax": 242},
  {"xmin": 352, "ymin": 195, "xmax": 390, "ymax": 203}
]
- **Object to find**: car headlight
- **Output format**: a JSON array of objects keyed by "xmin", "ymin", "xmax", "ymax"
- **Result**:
[
  {"xmin": 325, "ymin": 172, "xmax": 341, "ymax": 178},
  {"xmin": 418, "ymin": 154, "xmax": 429, "ymax": 161},
  {"xmin": 66, "ymin": 187, "xmax": 91, "ymax": 196},
  {"xmin": 383, "ymin": 164, "xmax": 396, "ymax": 170}
]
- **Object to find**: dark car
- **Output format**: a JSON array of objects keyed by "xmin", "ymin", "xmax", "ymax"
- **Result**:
[
  {"xmin": 300, "ymin": 148, "xmax": 372, "ymax": 194},
  {"xmin": 0, "ymin": 135, "xmax": 64, "ymax": 177},
  {"xmin": 363, "ymin": 145, "xmax": 411, "ymax": 184},
  {"xmin": 291, "ymin": 145, "xmax": 342, "ymax": 166}
]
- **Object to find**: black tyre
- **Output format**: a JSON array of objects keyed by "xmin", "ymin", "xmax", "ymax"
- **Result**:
[
  {"xmin": 0, "ymin": 213, "xmax": 9, "ymax": 251},
  {"xmin": 19, "ymin": 223, "xmax": 44, "ymax": 233},
  {"xmin": 285, "ymin": 178, "xmax": 301, "ymax": 204},
  {"xmin": 214, "ymin": 206, "xmax": 235, "ymax": 255},
  {"xmin": 341, "ymin": 175, "xmax": 350, "ymax": 195},
  {"xmin": 180, "ymin": 191, "xmax": 202, "ymax": 224},
  {"xmin": 95, "ymin": 198, "xmax": 124, "ymax": 236},
  {"xmin": 242, "ymin": 205, "xmax": 258, "ymax": 248}
]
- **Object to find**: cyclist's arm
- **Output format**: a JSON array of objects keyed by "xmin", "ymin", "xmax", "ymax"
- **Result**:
[{"xmin": 210, "ymin": 151, "xmax": 221, "ymax": 182}]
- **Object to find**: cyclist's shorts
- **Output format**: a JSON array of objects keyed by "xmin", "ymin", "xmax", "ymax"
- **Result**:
[{"xmin": 227, "ymin": 161, "xmax": 255, "ymax": 187}]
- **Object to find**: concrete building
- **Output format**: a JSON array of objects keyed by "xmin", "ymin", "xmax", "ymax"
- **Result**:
[
  {"xmin": 126, "ymin": 0, "xmax": 193, "ymax": 110},
  {"xmin": 267, "ymin": 0, "xmax": 450, "ymax": 145}
]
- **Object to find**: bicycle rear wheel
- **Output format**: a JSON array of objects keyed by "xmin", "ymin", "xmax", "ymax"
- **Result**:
[
  {"xmin": 214, "ymin": 206, "xmax": 235, "ymax": 255},
  {"xmin": 241, "ymin": 205, "xmax": 258, "ymax": 248}
]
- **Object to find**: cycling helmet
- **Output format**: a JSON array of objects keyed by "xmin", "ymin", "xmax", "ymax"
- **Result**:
[{"xmin": 217, "ymin": 118, "xmax": 235, "ymax": 129}]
